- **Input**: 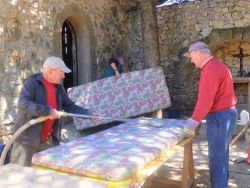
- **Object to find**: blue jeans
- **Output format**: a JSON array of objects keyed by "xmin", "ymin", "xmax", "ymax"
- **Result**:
[{"xmin": 206, "ymin": 108, "xmax": 237, "ymax": 188}]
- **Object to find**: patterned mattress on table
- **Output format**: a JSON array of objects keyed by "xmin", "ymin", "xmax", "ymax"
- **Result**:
[
  {"xmin": 67, "ymin": 66, "xmax": 171, "ymax": 130},
  {"xmin": 32, "ymin": 118, "xmax": 185, "ymax": 182}
]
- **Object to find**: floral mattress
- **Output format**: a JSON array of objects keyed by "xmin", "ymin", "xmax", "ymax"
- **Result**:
[
  {"xmin": 32, "ymin": 118, "xmax": 185, "ymax": 182},
  {"xmin": 67, "ymin": 66, "xmax": 171, "ymax": 130}
]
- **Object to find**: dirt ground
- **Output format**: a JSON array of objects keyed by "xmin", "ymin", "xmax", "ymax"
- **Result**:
[{"xmin": 142, "ymin": 125, "xmax": 250, "ymax": 188}]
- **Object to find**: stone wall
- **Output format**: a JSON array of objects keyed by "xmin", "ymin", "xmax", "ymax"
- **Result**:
[
  {"xmin": 213, "ymin": 39, "xmax": 250, "ymax": 112},
  {"xmin": 127, "ymin": 7, "xmax": 144, "ymax": 70},
  {"xmin": 234, "ymin": 84, "xmax": 248, "ymax": 111},
  {"xmin": 157, "ymin": 0, "xmax": 250, "ymax": 116},
  {"xmin": 3, "ymin": 0, "xmax": 250, "ymax": 141},
  {"xmin": 0, "ymin": 0, "xmax": 130, "ymax": 139}
]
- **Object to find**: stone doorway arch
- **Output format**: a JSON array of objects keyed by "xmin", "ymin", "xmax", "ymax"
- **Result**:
[{"xmin": 53, "ymin": 4, "xmax": 97, "ymax": 86}]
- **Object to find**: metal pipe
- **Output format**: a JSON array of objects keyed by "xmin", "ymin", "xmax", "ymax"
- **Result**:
[{"xmin": 58, "ymin": 111, "xmax": 163, "ymax": 127}]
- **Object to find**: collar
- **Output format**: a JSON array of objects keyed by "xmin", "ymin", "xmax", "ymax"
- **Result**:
[
  {"xmin": 35, "ymin": 72, "xmax": 44, "ymax": 83},
  {"xmin": 201, "ymin": 56, "xmax": 213, "ymax": 68},
  {"xmin": 35, "ymin": 72, "xmax": 60, "ymax": 88},
  {"xmin": 42, "ymin": 76, "xmax": 55, "ymax": 86}
]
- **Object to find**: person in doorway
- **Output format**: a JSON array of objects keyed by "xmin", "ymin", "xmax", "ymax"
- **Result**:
[
  {"xmin": 103, "ymin": 55, "xmax": 124, "ymax": 79},
  {"xmin": 11, "ymin": 56, "xmax": 95, "ymax": 167},
  {"xmin": 183, "ymin": 41, "xmax": 238, "ymax": 188}
]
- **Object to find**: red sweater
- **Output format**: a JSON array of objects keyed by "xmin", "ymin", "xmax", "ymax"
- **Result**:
[
  {"xmin": 41, "ymin": 78, "xmax": 57, "ymax": 142},
  {"xmin": 192, "ymin": 57, "xmax": 237, "ymax": 122}
]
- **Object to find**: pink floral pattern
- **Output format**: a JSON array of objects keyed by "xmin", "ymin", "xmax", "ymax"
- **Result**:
[
  {"xmin": 32, "ymin": 118, "xmax": 185, "ymax": 181},
  {"xmin": 68, "ymin": 67, "xmax": 171, "ymax": 130}
]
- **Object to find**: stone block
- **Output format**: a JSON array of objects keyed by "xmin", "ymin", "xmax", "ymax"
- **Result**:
[
  {"xmin": 234, "ymin": 20, "xmax": 245, "ymax": 27},
  {"xmin": 219, "ymin": 29, "xmax": 233, "ymax": 41},
  {"xmin": 241, "ymin": 42, "xmax": 250, "ymax": 51},
  {"xmin": 228, "ymin": 43, "xmax": 239, "ymax": 53},
  {"xmin": 213, "ymin": 20, "xmax": 224, "ymax": 28},
  {"xmin": 237, "ymin": 96, "xmax": 246, "ymax": 104},
  {"xmin": 238, "ymin": 1, "xmax": 250, "ymax": 8},
  {"xmin": 232, "ymin": 11, "xmax": 243, "ymax": 20},
  {"xmin": 232, "ymin": 27, "xmax": 244, "ymax": 40},
  {"xmin": 202, "ymin": 27, "xmax": 213, "ymax": 38},
  {"xmin": 205, "ymin": 30, "xmax": 220, "ymax": 45},
  {"xmin": 243, "ymin": 29, "xmax": 250, "ymax": 41}
]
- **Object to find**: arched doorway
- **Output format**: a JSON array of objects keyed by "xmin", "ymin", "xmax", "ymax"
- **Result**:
[
  {"xmin": 62, "ymin": 19, "xmax": 78, "ymax": 91},
  {"xmin": 53, "ymin": 4, "xmax": 97, "ymax": 86}
]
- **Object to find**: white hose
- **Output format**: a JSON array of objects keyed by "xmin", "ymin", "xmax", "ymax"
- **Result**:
[
  {"xmin": 0, "ymin": 116, "xmax": 49, "ymax": 166},
  {"xmin": 0, "ymin": 112, "xmax": 163, "ymax": 166}
]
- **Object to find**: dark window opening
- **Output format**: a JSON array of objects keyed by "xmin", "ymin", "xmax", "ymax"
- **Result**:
[{"xmin": 62, "ymin": 20, "xmax": 78, "ymax": 91}]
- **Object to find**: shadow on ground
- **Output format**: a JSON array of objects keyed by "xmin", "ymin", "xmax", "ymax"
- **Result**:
[{"xmin": 142, "ymin": 125, "xmax": 250, "ymax": 188}]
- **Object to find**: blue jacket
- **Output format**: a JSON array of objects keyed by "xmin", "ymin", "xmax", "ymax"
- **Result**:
[
  {"xmin": 14, "ymin": 73, "xmax": 89, "ymax": 147},
  {"xmin": 103, "ymin": 58, "xmax": 122, "ymax": 78}
]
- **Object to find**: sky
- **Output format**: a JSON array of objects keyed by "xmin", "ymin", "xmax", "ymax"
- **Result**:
[{"xmin": 156, "ymin": 0, "xmax": 195, "ymax": 7}]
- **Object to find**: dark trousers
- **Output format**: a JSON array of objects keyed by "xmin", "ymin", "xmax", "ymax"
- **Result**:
[{"xmin": 10, "ymin": 137, "xmax": 55, "ymax": 167}]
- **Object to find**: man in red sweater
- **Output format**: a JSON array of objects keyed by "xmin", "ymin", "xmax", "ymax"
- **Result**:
[{"xmin": 183, "ymin": 41, "xmax": 237, "ymax": 188}]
